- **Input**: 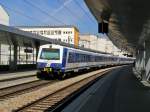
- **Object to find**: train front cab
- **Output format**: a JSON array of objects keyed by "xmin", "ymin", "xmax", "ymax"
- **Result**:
[{"xmin": 36, "ymin": 45, "xmax": 65, "ymax": 79}]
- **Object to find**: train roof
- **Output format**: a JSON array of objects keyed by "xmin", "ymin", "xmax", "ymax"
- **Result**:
[
  {"xmin": 46, "ymin": 44, "xmax": 111, "ymax": 54},
  {"xmin": 40, "ymin": 44, "xmax": 110, "ymax": 54}
]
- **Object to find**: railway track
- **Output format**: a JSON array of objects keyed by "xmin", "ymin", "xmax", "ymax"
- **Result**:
[
  {"xmin": 14, "ymin": 69, "xmax": 111, "ymax": 112},
  {"xmin": 0, "ymin": 80, "xmax": 57, "ymax": 100}
]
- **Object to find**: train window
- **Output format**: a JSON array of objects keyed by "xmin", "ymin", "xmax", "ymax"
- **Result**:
[
  {"xmin": 90, "ymin": 55, "xmax": 93, "ymax": 62},
  {"xmin": 81, "ymin": 54, "xmax": 84, "ymax": 62},
  {"xmin": 102, "ymin": 56, "xmax": 105, "ymax": 61},
  {"xmin": 68, "ymin": 53, "xmax": 71, "ymax": 63},
  {"xmin": 73, "ymin": 53, "xmax": 77, "ymax": 62},
  {"xmin": 88, "ymin": 55, "xmax": 91, "ymax": 62},
  {"xmin": 89, "ymin": 55, "xmax": 92, "ymax": 62},
  {"xmin": 99, "ymin": 56, "xmax": 102, "ymax": 61},
  {"xmin": 79, "ymin": 54, "xmax": 81, "ymax": 62},
  {"xmin": 68, "ymin": 53, "xmax": 74, "ymax": 63},
  {"xmin": 40, "ymin": 48, "xmax": 60, "ymax": 60},
  {"xmin": 84, "ymin": 55, "xmax": 86, "ymax": 62},
  {"xmin": 78, "ymin": 54, "xmax": 80, "ymax": 62}
]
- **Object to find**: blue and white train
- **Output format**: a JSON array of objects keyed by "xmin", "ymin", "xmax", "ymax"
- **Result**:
[{"xmin": 37, "ymin": 44, "xmax": 134, "ymax": 79}]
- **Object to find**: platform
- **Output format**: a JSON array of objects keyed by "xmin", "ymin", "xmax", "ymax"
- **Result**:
[
  {"xmin": 62, "ymin": 65, "xmax": 150, "ymax": 112},
  {"xmin": 0, "ymin": 70, "xmax": 37, "ymax": 81}
]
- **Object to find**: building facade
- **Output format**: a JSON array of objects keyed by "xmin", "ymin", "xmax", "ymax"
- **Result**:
[
  {"xmin": 0, "ymin": 5, "xmax": 9, "ymax": 26},
  {"xmin": 0, "ymin": 5, "xmax": 11, "ymax": 66},
  {"xmin": 19, "ymin": 26, "xmax": 79, "ymax": 46},
  {"xmin": 79, "ymin": 34, "xmax": 122, "ymax": 56}
]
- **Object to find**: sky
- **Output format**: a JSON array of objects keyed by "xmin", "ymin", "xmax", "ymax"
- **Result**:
[{"xmin": 0, "ymin": 0, "xmax": 101, "ymax": 35}]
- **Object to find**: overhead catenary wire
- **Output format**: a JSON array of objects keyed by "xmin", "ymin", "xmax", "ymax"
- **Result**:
[
  {"xmin": 0, "ymin": 3, "xmax": 48, "ymax": 26},
  {"xmin": 57, "ymin": 0, "xmax": 93, "ymax": 30},
  {"xmin": 57, "ymin": 0, "xmax": 83, "ymax": 21},
  {"xmin": 56, "ymin": 0, "xmax": 81, "ymax": 27},
  {"xmin": 23, "ymin": 0, "xmax": 66, "ymax": 25},
  {"xmin": 74, "ymin": 0, "xmax": 96, "ymax": 23},
  {"xmin": 0, "ymin": 1, "xmax": 98, "ymax": 35},
  {"xmin": 73, "ymin": 0, "xmax": 100, "ymax": 35}
]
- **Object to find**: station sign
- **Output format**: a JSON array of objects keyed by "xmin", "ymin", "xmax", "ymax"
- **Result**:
[
  {"xmin": 98, "ymin": 22, "xmax": 108, "ymax": 33},
  {"xmin": 24, "ymin": 48, "xmax": 33, "ymax": 53}
]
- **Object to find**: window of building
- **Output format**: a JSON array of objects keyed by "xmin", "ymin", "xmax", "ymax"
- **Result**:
[
  {"xmin": 0, "ymin": 44, "xmax": 11, "ymax": 65},
  {"xmin": 54, "ymin": 30, "xmax": 58, "ymax": 35},
  {"xmin": 40, "ymin": 31, "xmax": 43, "ymax": 35},
  {"xmin": 51, "ymin": 31, "xmax": 54, "ymax": 35},
  {"xmin": 17, "ymin": 46, "xmax": 35, "ymax": 64},
  {"xmin": 44, "ymin": 30, "xmax": 47, "ymax": 35},
  {"xmin": 58, "ymin": 30, "xmax": 61, "ymax": 35},
  {"xmin": 32, "ymin": 31, "xmax": 36, "ymax": 33},
  {"xmin": 47, "ymin": 31, "xmax": 50, "ymax": 35},
  {"xmin": 36, "ymin": 31, "xmax": 40, "ymax": 35},
  {"xmin": 58, "ymin": 39, "xmax": 61, "ymax": 41}
]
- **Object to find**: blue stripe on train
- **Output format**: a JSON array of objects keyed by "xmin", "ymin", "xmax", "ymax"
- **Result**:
[
  {"xmin": 37, "ymin": 62, "xmax": 47, "ymax": 68},
  {"xmin": 37, "ymin": 62, "xmax": 62, "ymax": 68},
  {"xmin": 50, "ymin": 63, "xmax": 62, "ymax": 68}
]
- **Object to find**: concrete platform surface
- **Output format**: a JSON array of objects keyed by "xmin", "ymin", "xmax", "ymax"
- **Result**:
[
  {"xmin": 0, "ymin": 70, "xmax": 37, "ymax": 81},
  {"xmin": 62, "ymin": 65, "xmax": 150, "ymax": 112}
]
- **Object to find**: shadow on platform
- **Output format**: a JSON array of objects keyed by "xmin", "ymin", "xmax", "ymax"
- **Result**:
[{"xmin": 99, "ymin": 65, "xmax": 150, "ymax": 112}]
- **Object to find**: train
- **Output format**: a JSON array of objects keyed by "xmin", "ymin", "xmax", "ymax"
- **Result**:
[{"xmin": 36, "ymin": 44, "xmax": 134, "ymax": 79}]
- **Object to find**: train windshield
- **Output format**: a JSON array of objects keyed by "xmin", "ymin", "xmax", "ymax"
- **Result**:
[{"xmin": 40, "ymin": 48, "xmax": 60, "ymax": 60}]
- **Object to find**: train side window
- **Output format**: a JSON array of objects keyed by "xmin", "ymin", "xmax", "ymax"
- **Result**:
[
  {"xmin": 68, "ymin": 52, "xmax": 75, "ymax": 63},
  {"xmin": 78, "ymin": 53, "xmax": 81, "ymax": 62},
  {"xmin": 68, "ymin": 53, "xmax": 72, "ymax": 63},
  {"xmin": 99, "ymin": 56, "xmax": 102, "ymax": 61},
  {"xmin": 89, "ymin": 55, "xmax": 91, "ymax": 62},
  {"xmin": 81, "ymin": 54, "xmax": 84, "ymax": 62},
  {"xmin": 79, "ymin": 54, "xmax": 82, "ymax": 62},
  {"xmin": 75, "ymin": 53, "xmax": 79, "ymax": 62},
  {"xmin": 102, "ymin": 56, "xmax": 105, "ymax": 61},
  {"xmin": 84, "ymin": 55, "xmax": 86, "ymax": 62}
]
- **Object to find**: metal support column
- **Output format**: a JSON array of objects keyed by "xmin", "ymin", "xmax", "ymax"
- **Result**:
[
  {"xmin": 35, "ymin": 41, "xmax": 40, "ymax": 61},
  {"xmin": 33, "ymin": 48, "xmax": 35, "ymax": 64},
  {"xmin": 13, "ymin": 44, "xmax": 17, "ymax": 70},
  {"xmin": 26, "ymin": 46, "xmax": 28, "ymax": 64},
  {"xmin": 10, "ymin": 34, "xmax": 18, "ymax": 71},
  {"xmin": 0, "ymin": 43, "xmax": 1, "ymax": 65}
]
